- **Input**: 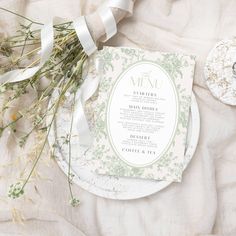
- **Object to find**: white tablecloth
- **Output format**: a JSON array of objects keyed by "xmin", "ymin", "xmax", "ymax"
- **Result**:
[{"xmin": 0, "ymin": 0, "xmax": 236, "ymax": 235}]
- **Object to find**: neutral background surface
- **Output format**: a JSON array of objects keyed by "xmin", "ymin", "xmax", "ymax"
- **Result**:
[{"xmin": 0, "ymin": 0, "xmax": 236, "ymax": 235}]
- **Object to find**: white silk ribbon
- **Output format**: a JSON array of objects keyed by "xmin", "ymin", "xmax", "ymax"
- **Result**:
[
  {"xmin": 73, "ymin": 16, "xmax": 97, "ymax": 56},
  {"xmin": 72, "ymin": 17, "xmax": 99, "ymax": 147},
  {"xmin": 108, "ymin": 0, "xmax": 134, "ymax": 15},
  {"xmin": 0, "ymin": 22, "xmax": 54, "ymax": 84},
  {"xmin": 71, "ymin": 1, "xmax": 135, "ymax": 147},
  {"xmin": 97, "ymin": 0, "xmax": 134, "ymax": 43},
  {"xmin": 74, "ymin": 58, "xmax": 102, "ymax": 147},
  {"xmin": 73, "ymin": 0, "xmax": 134, "ymax": 52},
  {"xmin": 98, "ymin": 7, "xmax": 117, "ymax": 42}
]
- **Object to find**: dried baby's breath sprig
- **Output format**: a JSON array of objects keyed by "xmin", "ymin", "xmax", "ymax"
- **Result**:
[
  {"xmin": 70, "ymin": 197, "xmax": 80, "ymax": 207},
  {"xmin": 8, "ymin": 182, "xmax": 24, "ymax": 199},
  {"xmin": 67, "ymin": 92, "xmax": 80, "ymax": 207},
  {"xmin": 0, "ymin": 8, "xmax": 88, "ymax": 204}
]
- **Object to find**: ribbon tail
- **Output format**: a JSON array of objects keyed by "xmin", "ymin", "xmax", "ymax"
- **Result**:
[
  {"xmin": 74, "ymin": 91, "xmax": 93, "ymax": 147},
  {"xmin": 74, "ymin": 59, "xmax": 102, "ymax": 148}
]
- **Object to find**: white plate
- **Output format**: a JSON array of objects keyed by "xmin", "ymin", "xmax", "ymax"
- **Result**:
[{"xmin": 48, "ymin": 92, "xmax": 200, "ymax": 200}]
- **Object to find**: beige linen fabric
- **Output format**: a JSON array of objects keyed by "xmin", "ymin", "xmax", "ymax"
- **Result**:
[{"xmin": 0, "ymin": 0, "xmax": 236, "ymax": 235}]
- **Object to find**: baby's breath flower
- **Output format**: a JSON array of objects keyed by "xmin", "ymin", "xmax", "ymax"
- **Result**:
[
  {"xmin": 69, "ymin": 197, "xmax": 80, "ymax": 207},
  {"xmin": 8, "ymin": 182, "xmax": 24, "ymax": 199},
  {"xmin": 19, "ymin": 135, "xmax": 28, "ymax": 147}
]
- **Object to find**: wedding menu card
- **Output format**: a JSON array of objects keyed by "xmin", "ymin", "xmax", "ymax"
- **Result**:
[{"xmin": 84, "ymin": 46, "xmax": 195, "ymax": 182}]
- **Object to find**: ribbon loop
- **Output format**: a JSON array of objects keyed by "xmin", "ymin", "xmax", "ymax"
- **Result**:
[
  {"xmin": 98, "ymin": 7, "xmax": 117, "ymax": 42},
  {"xmin": 96, "ymin": 0, "xmax": 134, "ymax": 42},
  {"xmin": 40, "ymin": 21, "xmax": 54, "ymax": 64},
  {"xmin": 108, "ymin": 0, "xmax": 134, "ymax": 15},
  {"xmin": 74, "ymin": 58, "xmax": 102, "ymax": 147},
  {"xmin": 73, "ymin": 16, "xmax": 97, "ymax": 56}
]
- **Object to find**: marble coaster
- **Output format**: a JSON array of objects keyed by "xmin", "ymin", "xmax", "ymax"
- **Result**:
[{"xmin": 205, "ymin": 38, "xmax": 236, "ymax": 106}]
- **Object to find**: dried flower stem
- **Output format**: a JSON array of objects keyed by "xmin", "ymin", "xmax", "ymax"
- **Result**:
[{"xmin": 0, "ymin": 8, "xmax": 88, "ymax": 205}]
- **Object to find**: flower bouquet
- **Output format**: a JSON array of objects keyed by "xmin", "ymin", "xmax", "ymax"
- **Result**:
[{"xmin": 0, "ymin": 0, "xmax": 135, "ymax": 206}]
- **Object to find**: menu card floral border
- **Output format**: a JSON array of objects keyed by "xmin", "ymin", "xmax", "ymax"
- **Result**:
[{"xmin": 85, "ymin": 47, "xmax": 195, "ymax": 182}]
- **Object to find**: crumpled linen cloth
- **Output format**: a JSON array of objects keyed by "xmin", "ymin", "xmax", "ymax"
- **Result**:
[{"xmin": 0, "ymin": 0, "xmax": 236, "ymax": 236}]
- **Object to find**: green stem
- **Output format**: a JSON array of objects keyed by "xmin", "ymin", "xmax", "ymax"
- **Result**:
[
  {"xmin": 0, "ymin": 7, "xmax": 43, "ymax": 26},
  {"xmin": 67, "ymin": 92, "xmax": 76, "ymax": 200},
  {"xmin": 19, "ymin": 73, "xmax": 77, "ymax": 192},
  {"xmin": 7, "ymin": 38, "xmax": 40, "ymax": 43},
  {"xmin": 2, "ymin": 115, "xmax": 23, "ymax": 130},
  {"xmin": 10, "ymin": 42, "xmax": 40, "ymax": 48},
  {"xmin": 20, "ymin": 28, "xmax": 30, "ymax": 56},
  {"xmin": 21, "ymin": 99, "xmax": 59, "ymax": 140}
]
